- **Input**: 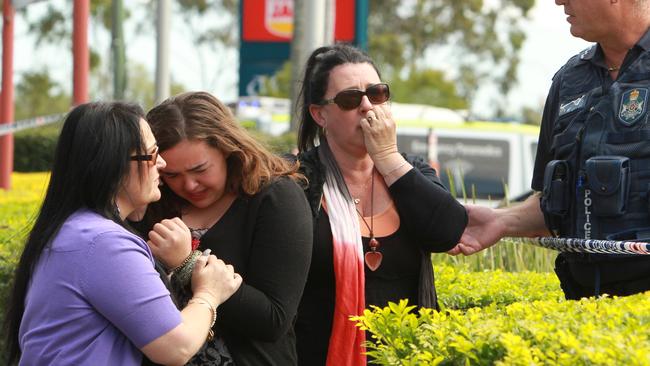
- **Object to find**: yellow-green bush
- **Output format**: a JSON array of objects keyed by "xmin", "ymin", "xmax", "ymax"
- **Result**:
[
  {"xmin": 0, "ymin": 173, "xmax": 47, "ymax": 363},
  {"xmin": 355, "ymin": 267, "xmax": 650, "ymax": 365},
  {"xmin": 435, "ymin": 265, "xmax": 563, "ymax": 310}
]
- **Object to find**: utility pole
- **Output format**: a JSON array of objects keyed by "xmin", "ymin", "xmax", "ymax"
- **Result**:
[
  {"xmin": 155, "ymin": 0, "xmax": 171, "ymax": 104},
  {"xmin": 112, "ymin": 0, "xmax": 126, "ymax": 100},
  {"xmin": 73, "ymin": 0, "xmax": 89, "ymax": 105},
  {"xmin": 288, "ymin": 0, "xmax": 304, "ymax": 133},
  {"xmin": 0, "ymin": 0, "xmax": 14, "ymax": 190},
  {"xmin": 288, "ymin": 0, "xmax": 333, "ymax": 133}
]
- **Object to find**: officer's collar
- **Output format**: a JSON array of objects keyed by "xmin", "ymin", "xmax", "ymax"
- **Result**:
[
  {"xmin": 579, "ymin": 27, "xmax": 650, "ymax": 65},
  {"xmin": 579, "ymin": 45, "xmax": 598, "ymax": 61},
  {"xmin": 637, "ymin": 27, "xmax": 650, "ymax": 51}
]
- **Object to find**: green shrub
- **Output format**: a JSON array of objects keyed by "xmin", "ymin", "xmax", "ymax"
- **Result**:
[
  {"xmin": 435, "ymin": 265, "xmax": 563, "ymax": 310},
  {"xmin": 13, "ymin": 123, "xmax": 295, "ymax": 173},
  {"xmin": 13, "ymin": 122, "xmax": 63, "ymax": 172},
  {"xmin": 355, "ymin": 266, "xmax": 650, "ymax": 365},
  {"xmin": 0, "ymin": 173, "xmax": 47, "ymax": 363}
]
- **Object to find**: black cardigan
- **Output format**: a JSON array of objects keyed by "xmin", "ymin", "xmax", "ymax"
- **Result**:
[{"xmin": 140, "ymin": 177, "xmax": 313, "ymax": 366}]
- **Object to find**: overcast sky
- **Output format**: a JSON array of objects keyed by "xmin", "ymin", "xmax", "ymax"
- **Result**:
[
  {"xmin": 16, "ymin": 0, "xmax": 590, "ymax": 118},
  {"xmin": 502, "ymin": 1, "xmax": 589, "ymax": 114}
]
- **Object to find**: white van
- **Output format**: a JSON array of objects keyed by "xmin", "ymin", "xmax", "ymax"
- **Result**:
[{"xmin": 396, "ymin": 121, "xmax": 540, "ymax": 205}]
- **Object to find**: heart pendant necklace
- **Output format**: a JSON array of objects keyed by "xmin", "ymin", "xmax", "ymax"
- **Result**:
[{"xmin": 356, "ymin": 170, "xmax": 382, "ymax": 271}]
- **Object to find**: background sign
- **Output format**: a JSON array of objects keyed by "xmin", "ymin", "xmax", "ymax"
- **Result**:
[
  {"xmin": 242, "ymin": 0, "xmax": 355, "ymax": 42},
  {"xmin": 239, "ymin": 0, "xmax": 364, "ymax": 96}
]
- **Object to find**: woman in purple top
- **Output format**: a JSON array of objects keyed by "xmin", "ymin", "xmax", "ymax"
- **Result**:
[{"xmin": 4, "ymin": 102, "xmax": 242, "ymax": 366}]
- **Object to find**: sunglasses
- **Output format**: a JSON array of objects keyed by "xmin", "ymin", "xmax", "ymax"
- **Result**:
[
  {"xmin": 318, "ymin": 83, "xmax": 390, "ymax": 111},
  {"xmin": 130, "ymin": 146, "xmax": 159, "ymax": 166}
]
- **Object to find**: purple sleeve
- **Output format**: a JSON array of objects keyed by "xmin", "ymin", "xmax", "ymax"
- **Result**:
[{"xmin": 80, "ymin": 230, "xmax": 182, "ymax": 348}]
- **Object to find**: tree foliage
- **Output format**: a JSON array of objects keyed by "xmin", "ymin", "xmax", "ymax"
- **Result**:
[
  {"xmin": 368, "ymin": 0, "xmax": 535, "ymax": 112},
  {"xmin": 15, "ymin": 70, "xmax": 70, "ymax": 121},
  {"xmin": 172, "ymin": 0, "xmax": 239, "ymax": 91},
  {"xmin": 390, "ymin": 69, "xmax": 466, "ymax": 109},
  {"xmin": 18, "ymin": 1, "xmax": 535, "ymax": 116},
  {"xmin": 25, "ymin": 0, "xmax": 117, "ymax": 71},
  {"xmin": 125, "ymin": 63, "xmax": 186, "ymax": 111},
  {"xmin": 20, "ymin": 0, "xmax": 238, "ymax": 102}
]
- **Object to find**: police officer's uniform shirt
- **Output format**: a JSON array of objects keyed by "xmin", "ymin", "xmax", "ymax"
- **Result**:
[{"xmin": 532, "ymin": 27, "xmax": 650, "ymax": 191}]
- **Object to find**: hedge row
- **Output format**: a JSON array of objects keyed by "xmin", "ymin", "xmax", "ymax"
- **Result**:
[
  {"xmin": 11, "ymin": 124, "xmax": 297, "ymax": 172},
  {"xmin": 0, "ymin": 173, "xmax": 48, "ymax": 364},
  {"xmin": 0, "ymin": 173, "xmax": 47, "ymax": 309},
  {"xmin": 434, "ymin": 264, "xmax": 564, "ymax": 310},
  {"xmin": 12, "ymin": 123, "xmax": 62, "ymax": 172},
  {"xmin": 356, "ymin": 265, "xmax": 650, "ymax": 365}
]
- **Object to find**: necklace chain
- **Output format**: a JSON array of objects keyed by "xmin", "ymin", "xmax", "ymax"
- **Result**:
[
  {"xmin": 353, "ymin": 170, "xmax": 382, "ymax": 271},
  {"xmin": 608, "ymin": 65, "xmax": 619, "ymax": 72},
  {"xmin": 349, "ymin": 172, "xmax": 373, "ymax": 204},
  {"xmin": 355, "ymin": 171, "xmax": 375, "ymax": 239},
  {"xmin": 354, "ymin": 168, "xmax": 383, "ymax": 271}
]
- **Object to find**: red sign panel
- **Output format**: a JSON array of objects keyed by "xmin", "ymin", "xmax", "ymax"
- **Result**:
[{"xmin": 242, "ymin": 0, "xmax": 355, "ymax": 42}]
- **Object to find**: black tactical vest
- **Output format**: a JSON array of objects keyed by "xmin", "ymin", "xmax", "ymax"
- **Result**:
[{"xmin": 541, "ymin": 45, "xmax": 650, "ymax": 260}]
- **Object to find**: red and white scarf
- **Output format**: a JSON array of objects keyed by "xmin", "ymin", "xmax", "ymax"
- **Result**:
[{"xmin": 319, "ymin": 142, "xmax": 366, "ymax": 366}]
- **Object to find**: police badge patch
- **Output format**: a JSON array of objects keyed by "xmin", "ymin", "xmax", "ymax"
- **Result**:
[{"xmin": 618, "ymin": 88, "xmax": 648, "ymax": 125}]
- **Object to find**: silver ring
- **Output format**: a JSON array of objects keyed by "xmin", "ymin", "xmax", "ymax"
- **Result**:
[{"xmin": 367, "ymin": 115, "xmax": 373, "ymax": 121}]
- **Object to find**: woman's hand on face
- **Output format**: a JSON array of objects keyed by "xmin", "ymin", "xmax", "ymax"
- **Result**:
[
  {"xmin": 360, "ymin": 104, "xmax": 398, "ymax": 160},
  {"xmin": 191, "ymin": 254, "xmax": 242, "ymax": 306},
  {"xmin": 360, "ymin": 104, "xmax": 409, "ymax": 175},
  {"xmin": 148, "ymin": 217, "xmax": 192, "ymax": 269}
]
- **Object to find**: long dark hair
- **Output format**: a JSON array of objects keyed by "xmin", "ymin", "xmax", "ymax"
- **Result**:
[
  {"xmin": 4, "ymin": 101, "xmax": 147, "ymax": 363},
  {"xmin": 297, "ymin": 43, "xmax": 380, "ymax": 152}
]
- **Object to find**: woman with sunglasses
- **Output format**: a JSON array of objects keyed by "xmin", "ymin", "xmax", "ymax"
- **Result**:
[
  {"xmin": 5, "ymin": 102, "xmax": 242, "ymax": 365},
  {"xmin": 294, "ymin": 44, "xmax": 468, "ymax": 365},
  {"xmin": 135, "ymin": 91, "xmax": 313, "ymax": 366}
]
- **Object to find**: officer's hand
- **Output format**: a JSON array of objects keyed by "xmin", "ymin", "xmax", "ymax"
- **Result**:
[{"xmin": 449, "ymin": 204, "xmax": 505, "ymax": 255}]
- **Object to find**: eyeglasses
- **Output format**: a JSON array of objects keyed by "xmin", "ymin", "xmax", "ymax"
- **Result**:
[
  {"xmin": 318, "ymin": 83, "xmax": 390, "ymax": 111},
  {"xmin": 130, "ymin": 146, "xmax": 159, "ymax": 166}
]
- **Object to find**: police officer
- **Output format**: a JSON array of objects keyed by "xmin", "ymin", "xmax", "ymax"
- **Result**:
[{"xmin": 452, "ymin": 0, "xmax": 650, "ymax": 299}]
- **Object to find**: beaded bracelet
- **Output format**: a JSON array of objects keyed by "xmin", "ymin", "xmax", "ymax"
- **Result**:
[
  {"xmin": 168, "ymin": 250, "xmax": 196, "ymax": 274},
  {"xmin": 188, "ymin": 296, "xmax": 217, "ymax": 341},
  {"xmin": 170, "ymin": 250, "xmax": 202, "ymax": 286}
]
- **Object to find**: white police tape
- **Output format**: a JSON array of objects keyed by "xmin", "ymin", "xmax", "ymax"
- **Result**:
[
  {"xmin": 0, "ymin": 114, "xmax": 64, "ymax": 137},
  {"xmin": 519, "ymin": 237, "xmax": 650, "ymax": 255}
]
